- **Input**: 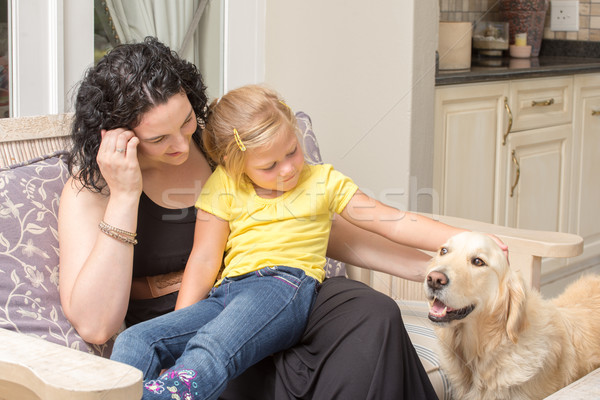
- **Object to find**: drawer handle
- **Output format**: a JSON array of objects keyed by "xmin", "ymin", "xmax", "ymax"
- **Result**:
[
  {"xmin": 503, "ymin": 97, "xmax": 513, "ymax": 145},
  {"xmin": 592, "ymin": 110, "xmax": 600, "ymax": 116},
  {"xmin": 510, "ymin": 150, "xmax": 520, "ymax": 198},
  {"xmin": 531, "ymin": 98, "xmax": 555, "ymax": 107}
]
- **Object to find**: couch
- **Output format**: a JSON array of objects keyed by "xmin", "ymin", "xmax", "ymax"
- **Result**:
[{"xmin": 0, "ymin": 113, "xmax": 591, "ymax": 399}]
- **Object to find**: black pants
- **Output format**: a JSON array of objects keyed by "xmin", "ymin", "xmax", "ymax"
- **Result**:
[{"xmin": 220, "ymin": 277, "xmax": 438, "ymax": 400}]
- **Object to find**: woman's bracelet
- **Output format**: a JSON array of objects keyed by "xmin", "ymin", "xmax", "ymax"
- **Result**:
[{"xmin": 98, "ymin": 220, "xmax": 138, "ymax": 245}]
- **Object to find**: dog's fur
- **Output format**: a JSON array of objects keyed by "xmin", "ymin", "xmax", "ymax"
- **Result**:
[{"xmin": 424, "ymin": 232, "xmax": 600, "ymax": 400}]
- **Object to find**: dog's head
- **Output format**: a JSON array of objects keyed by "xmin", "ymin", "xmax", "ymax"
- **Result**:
[{"xmin": 424, "ymin": 232, "xmax": 527, "ymax": 342}]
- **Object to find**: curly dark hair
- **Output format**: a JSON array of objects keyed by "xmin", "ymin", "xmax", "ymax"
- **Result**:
[{"xmin": 68, "ymin": 36, "xmax": 208, "ymax": 192}]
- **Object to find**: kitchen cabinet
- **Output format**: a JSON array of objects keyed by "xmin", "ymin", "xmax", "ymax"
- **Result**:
[
  {"xmin": 501, "ymin": 77, "xmax": 573, "ymax": 233},
  {"xmin": 433, "ymin": 82, "xmax": 508, "ymax": 224},
  {"xmin": 434, "ymin": 76, "xmax": 572, "ymax": 229},
  {"xmin": 434, "ymin": 74, "xmax": 600, "ymax": 295},
  {"xmin": 504, "ymin": 125, "xmax": 571, "ymax": 233},
  {"xmin": 567, "ymin": 74, "xmax": 600, "ymax": 270}
]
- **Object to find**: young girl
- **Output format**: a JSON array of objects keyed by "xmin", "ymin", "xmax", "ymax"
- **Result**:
[{"xmin": 111, "ymin": 84, "xmax": 474, "ymax": 400}]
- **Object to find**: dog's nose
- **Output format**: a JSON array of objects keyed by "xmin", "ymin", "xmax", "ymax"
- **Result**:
[{"xmin": 427, "ymin": 271, "xmax": 449, "ymax": 291}]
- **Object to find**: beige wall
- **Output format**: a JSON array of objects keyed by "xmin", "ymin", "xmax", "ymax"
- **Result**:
[
  {"xmin": 264, "ymin": 1, "xmax": 438, "ymax": 210},
  {"xmin": 411, "ymin": 1, "xmax": 440, "ymax": 213}
]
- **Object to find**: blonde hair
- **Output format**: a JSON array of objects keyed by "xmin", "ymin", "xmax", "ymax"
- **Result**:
[{"xmin": 203, "ymin": 84, "xmax": 299, "ymax": 185}]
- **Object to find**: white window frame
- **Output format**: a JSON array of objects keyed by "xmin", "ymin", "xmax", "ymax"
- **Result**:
[{"xmin": 9, "ymin": 0, "xmax": 64, "ymax": 117}]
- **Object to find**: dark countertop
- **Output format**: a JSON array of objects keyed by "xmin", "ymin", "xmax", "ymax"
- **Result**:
[{"xmin": 436, "ymin": 40, "xmax": 600, "ymax": 86}]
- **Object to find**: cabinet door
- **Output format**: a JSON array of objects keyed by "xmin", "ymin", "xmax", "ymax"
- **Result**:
[
  {"xmin": 571, "ymin": 75, "xmax": 600, "ymax": 261},
  {"xmin": 433, "ymin": 83, "xmax": 508, "ymax": 223},
  {"xmin": 504, "ymin": 125, "xmax": 571, "ymax": 232}
]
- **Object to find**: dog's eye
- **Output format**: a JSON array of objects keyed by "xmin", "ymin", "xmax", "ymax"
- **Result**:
[
  {"xmin": 471, "ymin": 257, "xmax": 486, "ymax": 267},
  {"xmin": 440, "ymin": 247, "xmax": 448, "ymax": 256}
]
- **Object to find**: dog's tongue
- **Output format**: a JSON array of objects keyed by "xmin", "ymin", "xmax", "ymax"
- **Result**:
[{"xmin": 429, "ymin": 299, "xmax": 454, "ymax": 317}]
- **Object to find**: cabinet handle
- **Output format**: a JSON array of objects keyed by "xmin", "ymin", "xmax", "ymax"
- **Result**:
[
  {"xmin": 531, "ymin": 98, "xmax": 554, "ymax": 107},
  {"xmin": 592, "ymin": 110, "xmax": 600, "ymax": 117},
  {"xmin": 502, "ymin": 97, "xmax": 513, "ymax": 145},
  {"xmin": 510, "ymin": 150, "xmax": 520, "ymax": 198}
]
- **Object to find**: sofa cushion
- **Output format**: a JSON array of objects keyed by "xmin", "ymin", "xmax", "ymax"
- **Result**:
[
  {"xmin": 0, "ymin": 152, "xmax": 112, "ymax": 357},
  {"xmin": 296, "ymin": 111, "xmax": 346, "ymax": 278}
]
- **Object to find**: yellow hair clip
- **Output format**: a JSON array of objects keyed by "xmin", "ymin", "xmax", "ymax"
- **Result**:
[
  {"xmin": 233, "ymin": 128, "xmax": 246, "ymax": 152},
  {"xmin": 279, "ymin": 100, "xmax": 291, "ymax": 109}
]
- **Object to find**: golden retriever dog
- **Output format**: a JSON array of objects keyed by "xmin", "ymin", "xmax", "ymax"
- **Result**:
[{"xmin": 424, "ymin": 231, "xmax": 600, "ymax": 400}]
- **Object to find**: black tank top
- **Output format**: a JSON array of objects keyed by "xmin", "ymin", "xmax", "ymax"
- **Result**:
[
  {"xmin": 125, "ymin": 192, "xmax": 196, "ymax": 326},
  {"xmin": 132, "ymin": 192, "xmax": 196, "ymax": 277}
]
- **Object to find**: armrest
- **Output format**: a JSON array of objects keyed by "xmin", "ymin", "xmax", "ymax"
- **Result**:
[
  {"xmin": 431, "ymin": 213, "xmax": 584, "ymax": 289},
  {"xmin": 348, "ymin": 213, "xmax": 584, "ymax": 300},
  {"xmin": 432, "ymin": 213, "xmax": 583, "ymax": 259},
  {"xmin": 0, "ymin": 328, "xmax": 142, "ymax": 400}
]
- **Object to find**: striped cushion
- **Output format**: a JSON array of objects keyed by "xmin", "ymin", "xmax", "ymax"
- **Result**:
[{"xmin": 398, "ymin": 300, "xmax": 452, "ymax": 400}]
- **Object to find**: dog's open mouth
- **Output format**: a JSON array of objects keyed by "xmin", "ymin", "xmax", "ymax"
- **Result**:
[{"xmin": 428, "ymin": 298, "xmax": 475, "ymax": 323}]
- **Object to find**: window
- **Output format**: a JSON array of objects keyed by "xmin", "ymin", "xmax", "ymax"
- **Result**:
[{"xmin": 94, "ymin": 2, "xmax": 119, "ymax": 65}]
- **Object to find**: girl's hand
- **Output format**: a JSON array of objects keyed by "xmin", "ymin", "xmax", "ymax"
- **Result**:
[
  {"xmin": 97, "ymin": 128, "xmax": 142, "ymax": 196},
  {"xmin": 486, "ymin": 233, "xmax": 509, "ymax": 261}
]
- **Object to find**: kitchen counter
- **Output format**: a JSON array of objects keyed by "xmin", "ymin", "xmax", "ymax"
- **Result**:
[{"xmin": 436, "ymin": 39, "xmax": 600, "ymax": 86}]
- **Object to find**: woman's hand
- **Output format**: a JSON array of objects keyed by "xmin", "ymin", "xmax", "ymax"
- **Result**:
[{"xmin": 97, "ymin": 128, "xmax": 142, "ymax": 196}]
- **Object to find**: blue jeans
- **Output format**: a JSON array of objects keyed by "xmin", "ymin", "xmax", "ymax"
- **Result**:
[{"xmin": 111, "ymin": 266, "xmax": 317, "ymax": 400}]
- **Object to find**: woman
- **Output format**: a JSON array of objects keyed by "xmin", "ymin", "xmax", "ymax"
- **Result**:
[{"xmin": 58, "ymin": 37, "xmax": 438, "ymax": 399}]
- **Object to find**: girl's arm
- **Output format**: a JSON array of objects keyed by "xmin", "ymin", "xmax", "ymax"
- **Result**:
[
  {"xmin": 333, "ymin": 191, "xmax": 508, "ymax": 278},
  {"xmin": 340, "ymin": 190, "xmax": 467, "ymax": 253},
  {"xmin": 175, "ymin": 209, "xmax": 230, "ymax": 310}
]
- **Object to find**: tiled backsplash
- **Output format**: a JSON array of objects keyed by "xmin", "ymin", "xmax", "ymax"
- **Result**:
[{"xmin": 439, "ymin": 0, "xmax": 600, "ymax": 42}]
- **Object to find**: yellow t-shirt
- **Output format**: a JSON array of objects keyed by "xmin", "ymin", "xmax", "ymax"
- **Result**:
[{"xmin": 196, "ymin": 164, "xmax": 359, "ymax": 283}]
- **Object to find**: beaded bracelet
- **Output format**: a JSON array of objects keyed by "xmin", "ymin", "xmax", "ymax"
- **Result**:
[{"xmin": 99, "ymin": 221, "xmax": 138, "ymax": 245}]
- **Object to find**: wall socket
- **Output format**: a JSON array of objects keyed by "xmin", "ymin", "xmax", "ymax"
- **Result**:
[{"xmin": 550, "ymin": 0, "xmax": 579, "ymax": 32}]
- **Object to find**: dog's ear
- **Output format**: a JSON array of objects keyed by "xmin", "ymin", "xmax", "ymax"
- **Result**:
[{"xmin": 505, "ymin": 275, "xmax": 528, "ymax": 343}]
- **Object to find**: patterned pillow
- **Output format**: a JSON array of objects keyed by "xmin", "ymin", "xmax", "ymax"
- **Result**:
[
  {"xmin": 296, "ymin": 112, "xmax": 346, "ymax": 278},
  {"xmin": 0, "ymin": 152, "xmax": 112, "ymax": 357}
]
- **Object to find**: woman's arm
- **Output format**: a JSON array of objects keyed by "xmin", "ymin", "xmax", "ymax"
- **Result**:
[
  {"xmin": 331, "ymin": 191, "xmax": 508, "ymax": 280},
  {"xmin": 58, "ymin": 129, "xmax": 142, "ymax": 344},
  {"xmin": 328, "ymin": 188, "xmax": 466, "ymax": 283},
  {"xmin": 175, "ymin": 210, "xmax": 229, "ymax": 310},
  {"xmin": 58, "ymin": 178, "xmax": 140, "ymax": 343},
  {"xmin": 327, "ymin": 215, "xmax": 432, "ymax": 282}
]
